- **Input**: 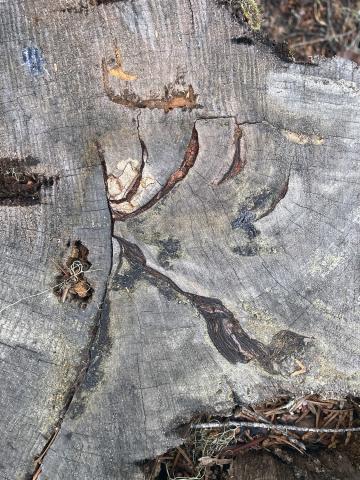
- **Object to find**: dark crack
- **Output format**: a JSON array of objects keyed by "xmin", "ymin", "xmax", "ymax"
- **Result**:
[
  {"xmin": 218, "ymin": 123, "xmax": 246, "ymax": 185},
  {"xmin": 188, "ymin": 0, "xmax": 195, "ymax": 30},
  {"xmin": 115, "ymin": 236, "xmax": 309, "ymax": 373},
  {"xmin": 30, "ymin": 264, "xmax": 113, "ymax": 479},
  {"xmin": 29, "ymin": 156, "xmax": 114, "ymax": 480},
  {"xmin": 60, "ymin": 0, "xmax": 129, "ymax": 13},
  {"xmin": 113, "ymin": 124, "xmax": 199, "ymax": 221}
]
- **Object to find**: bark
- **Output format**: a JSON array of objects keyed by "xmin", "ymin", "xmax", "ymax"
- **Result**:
[{"xmin": 0, "ymin": 0, "xmax": 359, "ymax": 479}]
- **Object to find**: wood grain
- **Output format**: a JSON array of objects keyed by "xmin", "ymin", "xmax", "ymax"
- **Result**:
[{"xmin": 0, "ymin": 0, "xmax": 359, "ymax": 478}]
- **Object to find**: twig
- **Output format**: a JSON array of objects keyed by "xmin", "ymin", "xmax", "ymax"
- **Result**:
[
  {"xmin": 291, "ymin": 30, "xmax": 355, "ymax": 48},
  {"xmin": 346, "ymin": 410, "xmax": 353, "ymax": 446},
  {"xmin": 219, "ymin": 436, "xmax": 265, "ymax": 456},
  {"xmin": 176, "ymin": 446, "xmax": 193, "ymax": 468},
  {"xmin": 32, "ymin": 427, "xmax": 60, "ymax": 479},
  {"xmin": 191, "ymin": 421, "xmax": 360, "ymax": 434}
]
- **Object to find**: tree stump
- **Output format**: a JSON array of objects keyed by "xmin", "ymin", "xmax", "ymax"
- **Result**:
[{"xmin": 0, "ymin": 0, "xmax": 359, "ymax": 478}]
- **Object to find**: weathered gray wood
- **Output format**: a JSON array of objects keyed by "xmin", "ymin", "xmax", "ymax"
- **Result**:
[
  {"xmin": 0, "ymin": 2, "xmax": 115, "ymax": 478},
  {"xmin": 1, "ymin": 0, "xmax": 360, "ymax": 479}
]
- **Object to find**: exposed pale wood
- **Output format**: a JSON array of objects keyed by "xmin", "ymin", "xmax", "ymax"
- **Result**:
[{"xmin": 0, "ymin": 0, "xmax": 359, "ymax": 479}]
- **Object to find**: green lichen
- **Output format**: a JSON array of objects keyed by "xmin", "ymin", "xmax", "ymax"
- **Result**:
[{"xmin": 229, "ymin": 0, "xmax": 262, "ymax": 31}]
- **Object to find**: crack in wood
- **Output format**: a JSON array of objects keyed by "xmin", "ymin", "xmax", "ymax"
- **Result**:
[
  {"xmin": 30, "ymin": 289, "xmax": 112, "ymax": 478},
  {"xmin": 218, "ymin": 123, "xmax": 246, "ymax": 185},
  {"xmin": 30, "ymin": 248, "xmax": 113, "ymax": 478},
  {"xmin": 111, "ymin": 124, "xmax": 199, "ymax": 220},
  {"xmin": 60, "ymin": 0, "xmax": 128, "ymax": 13},
  {"xmin": 28, "ymin": 142, "xmax": 116, "ymax": 477},
  {"xmin": 103, "ymin": 118, "xmax": 294, "ymax": 220},
  {"xmin": 187, "ymin": 0, "xmax": 195, "ymax": 30},
  {"xmin": 115, "ymin": 236, "xmax": 309, "ymax": 372}
]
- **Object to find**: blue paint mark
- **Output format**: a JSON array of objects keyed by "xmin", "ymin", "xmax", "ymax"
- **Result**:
[
  {"xmin": 231, "ymin": 209, "xmax": 258, "ymax": 238},
  {"xmin": 22, "ymin": 47, "xmax": 45, "ymax": 76}
]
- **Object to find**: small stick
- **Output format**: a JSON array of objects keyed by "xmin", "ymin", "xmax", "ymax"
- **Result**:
[
  {"xmin": 61, "ymin": 285, "xmax": 70, "ymax": 303},
  {"xmin": 191, "ymin": 421, "xmax": 360, "ymax": 434},
  {"xmin": 295, "ymin": 407, "xmax": 310, "ymax": 425},
  {"xmin": 32, "ymin": 427, "xmax": 60, "ymax": 479},
  {"xmin": 220, "ymin": 436, "xmax": 265, "ymax": 456},
  {"xmin": 346, "ymin": 411, "xmax": 353, "ymax": 446},
  {"xmin": 50, "ymin": 258, "xmax": 68, "ymax": 275},
  {"xmin": 176, "ymin": 446, "xmax": 193, "ymax": 468},
  {"xmin": 315, "ymin": 406, "xmax": 321, "ymax": 429},
  {"xmin": 149, "ymin": 457, "xmax": 161, "ymax": 480},
  {"xmin": 322, "ymin": 411, "xmax": 339, "ymax": 428}
]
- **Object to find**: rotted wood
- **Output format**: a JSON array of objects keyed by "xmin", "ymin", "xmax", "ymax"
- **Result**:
[{"xmin": 0, "ymin": 0, "xmax": 359, "ymax": 479}]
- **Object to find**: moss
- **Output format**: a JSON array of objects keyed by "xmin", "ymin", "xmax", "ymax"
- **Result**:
[
  {"xmin": 227, "ymin": 0, "xmax": 262, "ymax": 31},
  {"xmin": 240, "ymin": 0, "xmax": 262, "ymax": 30}
]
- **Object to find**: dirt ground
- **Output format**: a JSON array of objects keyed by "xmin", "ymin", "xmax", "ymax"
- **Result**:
[{"xmin": 261, "ymin": 0, "xmax": 360, "ymax": 64}]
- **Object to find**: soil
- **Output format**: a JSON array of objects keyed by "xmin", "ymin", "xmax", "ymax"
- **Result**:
[{"xmin": 260, "ymin": 0, "xmax": 360, "ymax": 64}]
